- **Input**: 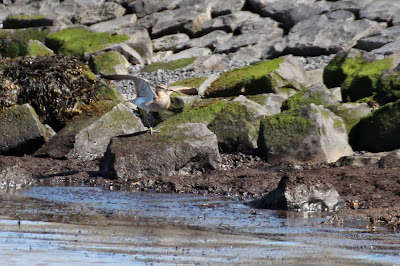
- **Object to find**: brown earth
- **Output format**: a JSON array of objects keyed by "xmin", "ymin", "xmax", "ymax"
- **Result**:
[{"xmin": 2, "ymin": 153, "xmax": 400, "ymax": 230}]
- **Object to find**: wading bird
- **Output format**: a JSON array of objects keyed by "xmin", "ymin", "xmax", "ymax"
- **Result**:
[{"xmin": 101, "ymin": 74, "xmax": 196, "ymax": 133}]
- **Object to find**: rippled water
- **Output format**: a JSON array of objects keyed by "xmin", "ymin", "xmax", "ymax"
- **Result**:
[{"xmin": 0, "ymin": 186, "xmax": 399, "ymax": 265}]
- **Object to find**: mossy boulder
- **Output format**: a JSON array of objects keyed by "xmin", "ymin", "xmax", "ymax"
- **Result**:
[
  {"xmin": 258, "ymin": 104, "xmax": 353, "ymax": 164},
  {"xmin": 28, "ymin": 40, "xmax": 53, "ymax": 56},
  {"xmin": 100, "ymin": 123, "xmax": 220, "ymax": 181},
  {"xmin": 0, "ymin": 28, "xmax": 50, "ymax": 43},
  {"xmin": 34, "ymin": 102, "xmax": 145, "ymax": 161},
  {"xmin": 282, "ymin": 84, "xmax": 339, "ymax": 111},
  {"xmin": 375, "ymin": 70, "xmax": 400, "ymax": 105},
  {"xmin": 0, "ymin": 104, "xmax": 49, "ymax": 156},
  {"xmin": 0, "ymin": 39, "xmax": 28, "ymax": 58},
  {"xmin": 3, "ymin": 15, "xmax": 53, "ymax": 29},
  {"xmin": 157, "ymin": 99, "xmax": 229, "ymax": 134},
  {"xmin": 323, "ymin": 50, "xmax": 396, "ymax": 102},
  {"xmin": 45, "ymin": 27, "xmax": 129, "ymax": 59},
  {"xmin": 204, "ymin": 55, "xmax": 308, "ymax": 98},
  {"xmin": 207, "ymin": 101, "xmax": 261, "ymax": 153},
  {"xmin": 170, "ymin": 76, "xmax": 208, "ymax": 88},
  {"xmin": 0, "ymin": 55, "xmax": 120, "ymax": 131},
  {"xmin": 353, "ymin": 100, "xmax": 400, "ymax": 152},
  {"xmin": 327, "ymin": 103, "xmax": 371, "ymax": 133},
  {"xmin": 91, "ymin": 51, "xmax": 129, "ymax": 75}
]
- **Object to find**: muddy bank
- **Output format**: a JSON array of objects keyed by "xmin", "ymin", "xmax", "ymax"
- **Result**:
[{"xmin": 2, "ymin": 154, "xmax": 399, "ymax": 230}]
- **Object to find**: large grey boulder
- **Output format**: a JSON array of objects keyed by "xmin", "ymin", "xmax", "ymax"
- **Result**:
[
  {"xmin": 211, "ymin": 0, "xmax": 246, "ymax": 16},
  {"xmin": 100, "ymin": 123, "xmax": 221, "ymax": 180},
  {"xmin": 152, "ymin": 33, "xmax": 190, "ymax": 52},
  {"xmin": 34, "ymin": 103, "xmax": 145, "ymax": 161},
  {"xmin": 115, "ymin": 27, "xmax": 153, "ymax": 65},
  {"xmin": 151, "ymin": 6, "xmax": 212, "ymax": 37},
  {"xmin": 258, "ymin": 104, "xmax": 353, "ymax": 164},
  {"xmin": 73, "ymin": 1, "xmax": 126, "ymax": 25},
  {"xmin": 370, "ymin": 40, "xmax": 400, "ymax": 56},
  {"xmin": 89, "ymin": 14, "xmax": 137, "ymax": 32},
  {"xmin": 207, "ymin": 101, "xmax": 260, "ymax": 153},
  {"xmin": 126, "ymin": 0, "xmax": 180, "ymax": 18},
  {"xmin": 284, "ymin": 12, "xmax": 386, "ymax": 56},
  {"xmin": 251, "ymin": 175, "xmax": 344, "ymax": 212},
  {"xmin": 360, "ymin": 0, "xmax": 400, "ymax": 26},
  {"xmin": 0, "ymin": 104, "xmax": 50, "ymax": 156},
  {"xmin": 214, "ymin": 16, "xmax": 283, "ymax": 54},
  {"xmin": 176, "ymin": 30, "xmax": 232, "ymax": 52},
  {"xmin": 356, "ymin": 26, "xmax": 400, "ymax": 51},
  {"xmin": 201, "ymin": 11, "xmax": 259, "ymax": 34}
]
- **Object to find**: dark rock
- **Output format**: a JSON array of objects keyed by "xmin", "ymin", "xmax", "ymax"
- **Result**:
[
  {"xmin": 0, "ymin": 104, "xmax": 49, "ymax": 156},
  {"xmin": 251, "ymin": 174, "xmax": 344, "ymax": 212},
  {"xmin": 356, "ymin": 26, "xmax": 400, "ymax": 51},
  {"xmin": 353, "ymin": 100, "xmax": 400, "ymax": 152},
  {"xmin": 379, "ymin": 149, "xmax": 400, "ymax": 168},
  {"xmin": 34, "ymin": 102, "xmax": 144, "ymax": 161},
  {"xmin": 100, "ymin": 123, "xmax": 220, "ymax": 180}
]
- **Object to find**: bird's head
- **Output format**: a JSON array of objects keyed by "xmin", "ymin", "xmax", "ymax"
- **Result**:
[{"xmin": 156, "ymin": 84, "xmax": 174, "ymax": 95}]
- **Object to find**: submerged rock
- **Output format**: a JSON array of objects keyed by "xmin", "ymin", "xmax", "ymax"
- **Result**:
[{"xmin": 251, "ymin": 174, "xmax": 344, "ymax": 212}]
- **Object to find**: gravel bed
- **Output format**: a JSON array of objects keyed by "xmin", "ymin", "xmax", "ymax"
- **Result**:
[{"xmin": 111, "ymin": 54, "xmax": 336, "ymax": 100}]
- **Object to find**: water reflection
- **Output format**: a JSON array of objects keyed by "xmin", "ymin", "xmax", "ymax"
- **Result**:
[{"xmin": 0, "ymin": 186, "xmax": 398, "ymax": 264}]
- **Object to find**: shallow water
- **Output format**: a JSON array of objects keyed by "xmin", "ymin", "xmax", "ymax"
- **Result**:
[{"xmin": 0, "ymin": 186, "xmax": 399, "ymax": 265}]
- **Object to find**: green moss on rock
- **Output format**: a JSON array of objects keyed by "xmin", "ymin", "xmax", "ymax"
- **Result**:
[
  {"xmin": 208, "ymin": 101, "xmax": 259, "ymax": 153},
  {"xmin": 45, "ymin": 27, "xmax": 129, "ymax": 59},
  {"xmin": 204, "ymin": 57, "xmax": 285, "ymax": 98},
  {"xmin": 258, "ymin": 110, "xmax": 313, "ymax": 155},
  {"xmin": 142, "ymin": 57, "xmax": 197, "ymax": 72},
  {"xmin": 170, "ymin": 76, "xmax": 207, "ymax": 88},
  {"xmin": 376, "ymin": 72, "xmax": 400, "ymax": 105},
  {"xmin": 324, "ymin": 52, "xmax": 393, "ymax": 102},
  {"xmin": 1, "ymin": 40, "xmax": 28, "ymax": 57},
  {"xmin": 158, "ymin": 100, "xmax": 228, "ymax": 134},
  {"xmin": 354, "ymin": 99, "xmax": 400, "ymax": 152},
  {"xmin": 282, "ymin": 88, "xmax": 326, "ymax": 110},
  {"xmin": 92, "ymin": 51, "xmax": 126, "ymax": 74},
  {"xmin": 28, "ymin": 40, "xmax": 53, "ymax": 56}
]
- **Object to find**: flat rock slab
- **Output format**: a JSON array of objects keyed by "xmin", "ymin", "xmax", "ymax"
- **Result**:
[
  {"xmin": 100, "ymin": 123, "xmax": 221, "ymax": 181},
  {"xmin": 284, "ymin": 13, "xmax": 385, "ymax": 56}
]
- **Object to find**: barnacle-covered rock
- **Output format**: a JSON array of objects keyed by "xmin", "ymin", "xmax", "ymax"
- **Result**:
[{"xmin": 0, "ymin": 55, "xmax": 119, "ymax": 131}]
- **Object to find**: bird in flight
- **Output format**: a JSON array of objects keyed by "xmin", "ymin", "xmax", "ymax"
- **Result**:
[{"xmin": 100, "ymin": 74, "xmax": 196, "ymax": 134}]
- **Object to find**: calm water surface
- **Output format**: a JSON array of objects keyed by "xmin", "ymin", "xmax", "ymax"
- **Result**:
[{"xmin": 0, "ymin": 186, "xmax": 399, "ymax": 265}]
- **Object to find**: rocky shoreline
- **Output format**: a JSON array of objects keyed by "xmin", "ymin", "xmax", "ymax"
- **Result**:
[{"xmin": 0, "ymin": 0, "xmax": 400, "ymax": 230}]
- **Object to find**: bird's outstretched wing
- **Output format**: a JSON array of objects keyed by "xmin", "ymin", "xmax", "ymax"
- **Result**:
[{"xmin": 100, "ymin": 74, "xmax": 156, "ymax": 100}]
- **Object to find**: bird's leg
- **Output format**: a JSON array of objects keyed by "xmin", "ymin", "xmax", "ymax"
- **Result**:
[{"xmin": 144, "ymin": 112, "xmax": 159, "ymax": 134}]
